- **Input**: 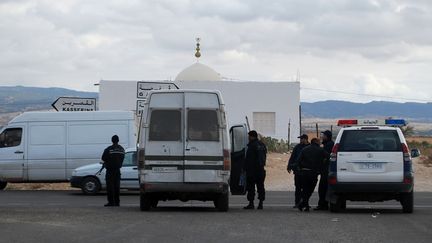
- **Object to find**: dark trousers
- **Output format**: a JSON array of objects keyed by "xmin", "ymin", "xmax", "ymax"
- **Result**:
[
  {"xmin": 294, "ymin": 173, "xmax": 302, "ymax": 205},
  {"xmin": 246, "ymin": 170, "xmax": 266, "ymax": 202},
  {"xmin": 299, "ymin": 170, "xmax": 318, "ymax": 207},
  {"xmin": 106, "ymin": 169, "xmax": 121, "ymax": 205},
  {"xmin": 318, "ymin": 171, "xmax": 329, "ymax": 208}
]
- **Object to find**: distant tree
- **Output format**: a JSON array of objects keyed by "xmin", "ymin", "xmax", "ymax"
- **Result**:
[{"xmin": 401, "ymin": 125, "xmax": 415, "ymax": 137}]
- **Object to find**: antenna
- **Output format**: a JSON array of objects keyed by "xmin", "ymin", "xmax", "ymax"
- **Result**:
[{"xmin": 195, "ymin": 37, "xmax": 201, "ymax": 61}]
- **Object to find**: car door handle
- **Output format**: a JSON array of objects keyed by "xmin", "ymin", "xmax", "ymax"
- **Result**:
[
  {"xmin": 133, "ymin": 167, "xmax": 138, "ymax": 170},
  {"xmin": 15, "ymin": 151, "xmax": 24, "ymax": 154}
]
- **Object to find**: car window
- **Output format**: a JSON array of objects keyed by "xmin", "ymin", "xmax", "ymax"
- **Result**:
[
  {"xmin": 231, "ymin": 126, "xmax": 246, "ymax": 152},
  {"xmin": 187, "ymin": 110, "xmax": 219, "ymax": 141},
  {"xmin": 123, "ymin": 152, "xmax": 137, "ymax": 166},
  {"xmin": 149, "ymin": 110, "xmax": 181, "ymax": 141},
  {"xmin": 0, "ymin": 128, "xmax": 22, "ymax": 148},
  {"xmin": 339, "ymin": 130, "xmax": 402, "ymax": 152}
]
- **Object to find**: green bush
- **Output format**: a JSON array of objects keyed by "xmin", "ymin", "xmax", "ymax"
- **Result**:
[{"xmin": 261, "ymin": 136, "xmax": 290, "ymax": 153}]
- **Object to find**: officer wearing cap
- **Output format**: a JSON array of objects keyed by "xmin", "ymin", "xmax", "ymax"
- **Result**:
[
  {"xmin": 315, "ymin": 130, "xmax": 334, "ymax": 211},
  {"xmin": 101, "ymin": 135, "xmax": 125, "ymax": 207},
  {"xmin": 287, "ymin": 134, "xmax": 310, "ymax": 208},
  {"xmin": 243, "ymin": 130, "xmax": 267, "ymax": 210}
]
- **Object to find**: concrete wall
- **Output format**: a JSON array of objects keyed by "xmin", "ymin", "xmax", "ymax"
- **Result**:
[{"xmin": 99, "ymin": 80, "xmax": 300, "ymax": 141}]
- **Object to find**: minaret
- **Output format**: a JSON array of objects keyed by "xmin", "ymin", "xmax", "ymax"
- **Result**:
[{"xmin": 195, "ymin": 37, "xmax": 201, "ymax": 61}]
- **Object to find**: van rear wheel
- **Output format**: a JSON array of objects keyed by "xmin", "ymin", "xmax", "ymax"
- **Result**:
[
  {"xmin": 214, "ymin": 193, "xmax": 229, "ymax": 212},
  {"xmin": 140, "ymin": 193, "xmax": 152, "ymax": 211},
  {"xmin": 0, "ymin": 181, "xmax": 7, "ymax": 190},
  {"xmin": 401, "ymin": 191, "xmax": 414, "ymax": 214}
]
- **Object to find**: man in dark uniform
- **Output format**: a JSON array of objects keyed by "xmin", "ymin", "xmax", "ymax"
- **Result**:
[
  {"xmin": 287, "ymin": 134, "xmax": 310, "ymax": 208},
  {"xmin": 101, "ymin": 135, "xmax": 125, "ymax": 207},
  {"xmin": 315, "ymin": 130, "xmax": 335, "ymax": 211},
  {"xmin": 243, "ymin": 130, "xmax": 267, "ymax": 210},
  {"xmin": 297, "ymin": 138, "xmax": 329, "ymax": 211}
]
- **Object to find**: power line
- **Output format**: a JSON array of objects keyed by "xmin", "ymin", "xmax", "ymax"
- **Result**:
[{"xmin": 301, "ymin": 87, "xmax": 432, "ymax": 103}]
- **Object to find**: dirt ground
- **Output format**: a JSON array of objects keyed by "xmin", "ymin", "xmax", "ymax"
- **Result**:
[{"xmin": 5, "ymin": 152, "xmax": 432, "ymax": 191}]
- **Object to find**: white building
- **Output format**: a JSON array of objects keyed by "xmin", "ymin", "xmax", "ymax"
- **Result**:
[{"xmin": 98, "ymin": 53, "xmax": 300, "ymax": 141}]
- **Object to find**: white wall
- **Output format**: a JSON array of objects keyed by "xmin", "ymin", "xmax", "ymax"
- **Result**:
[{"xmin": 99, "ymin": 80, "xmax": 300, "ymax": 141}]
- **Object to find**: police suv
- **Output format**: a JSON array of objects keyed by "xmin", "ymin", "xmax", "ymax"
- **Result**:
[{"xmin": 328, "ymin": 119, "xmax": 416, "ymax": 213}]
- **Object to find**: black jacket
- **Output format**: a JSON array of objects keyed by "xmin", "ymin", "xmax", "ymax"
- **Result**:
[
  {"xmin": 102, "ymin": 144, "xmax": 125, "ymax": 171},
  {"xmin": 244, "ymin": 139, "xmax": 267, "ymax": 174},
  {"xmin": 321, "ymin": 140, "xmax": 334, "ymax": 173},
  {"xmin": 288, "ymin": 143, "xmax": 309, "ymax": 172},
  {"xmin": 297, "ymin": 143, "xmax": 329, "ymax": 173}
]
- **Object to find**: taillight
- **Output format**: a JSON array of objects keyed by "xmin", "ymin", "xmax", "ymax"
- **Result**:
[
  {"xmin": 402, "ymin": 143, "xmax": 413, "ymax": 184},
  {"xmin": 223, "ymin": 149, "xmax": 231, "ymax": 170},
  {"xmin": 329, "ymin": 143, "xmax": 339, "ymax": 173},
  {"xmin": 138, "ymin": 148, "xmax": 145, "ymax": 169},
  {"xmin": 328, "ymin": 176, "xmax": 337, "ymax": 185},
  {"xmin": 403, "ymin": 177, "xmax": 413, "ymax": 184}
]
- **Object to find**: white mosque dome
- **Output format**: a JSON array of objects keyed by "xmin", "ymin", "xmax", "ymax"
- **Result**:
[{"xmin": 175, "ymin": 62, "xmax": 221, "ymax": 81}]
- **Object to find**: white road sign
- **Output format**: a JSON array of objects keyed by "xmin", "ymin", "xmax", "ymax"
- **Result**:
[
  {"xmin": 137, "ymin": 81, "xmax": 178, "ymax": 99},
  {"xmin": 52, "ymin": 97, "xmax": 97, "ymax": 112}
]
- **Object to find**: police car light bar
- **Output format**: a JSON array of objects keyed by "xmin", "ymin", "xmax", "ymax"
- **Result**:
[{"xmin": 337, "ymin": 119, "xmax": 406, "ymax": 127}]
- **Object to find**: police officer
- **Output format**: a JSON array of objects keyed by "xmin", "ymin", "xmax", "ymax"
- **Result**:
[
  {"xmin": 287, "ymin": 134, "xmax": 310, "ymax": 208},
  {"xmin": 296, "ymin": 138, "xmax": 329, "ymax": 212},
  {"xmin": 101, "ymin": 135, "xmax": 125, "ymax": 207},
  {"xmin": 315, "ymin": 130, "xmax": 334, "ymax": 211},
  {"xmin": 243, "ymin": 130, "xmax": 267, "ymax": 210}
]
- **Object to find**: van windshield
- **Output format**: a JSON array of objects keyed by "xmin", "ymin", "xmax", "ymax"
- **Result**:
[
  {"xmin": 149, "ymin": 110, "xmax": 181, "ymax": 141},
  {"xmin": 339, "ymin": 130, "xmax": 402, "ymax": 152},
  {"xmin": 188, "ymin": 110, "xmax": 219, "ymax": 141}
]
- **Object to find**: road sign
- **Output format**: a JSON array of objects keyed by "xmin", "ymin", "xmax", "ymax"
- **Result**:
[
  {"xmin": 136, "ymin": 100, "xmax": 146, "ymax": 116},
  {"xmin": 52, "ymin": 97, "xmax": 97, "ymax": 112},
  {"xmin": 137, "ymin": 81, "xmax": 179, "ymax": 99}
]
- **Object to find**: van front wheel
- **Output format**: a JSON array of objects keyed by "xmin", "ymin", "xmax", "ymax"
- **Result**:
[
  {"xmin": 214, "ymin": 193, "xmax": 229, "ymax": 212},
  {"xmin": 0, "ymin": 181, "xmax": 7, "ymax": 190}
]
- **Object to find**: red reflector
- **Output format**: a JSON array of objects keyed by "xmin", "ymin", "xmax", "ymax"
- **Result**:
[
  {"xmin": 223, "ymin": 149, "xmax": 231, "ymax": 170},
  {"xmin": 403, "ymin": 178, "xmax": 412, "ymax": 184},
  {"xmin": 328, "ymin": 177, "xmax": 337, "ymax": 185},
  {"xmin": 402, "ymin": 143, "xmax": 409, "ymax": 153},
  {"xmin": 337, "ymin": 119, "xmax": 357, "ymax": 126},
  {"xmin": 331, "ymin": 143, "xmax": 340, "ymax": 154}
]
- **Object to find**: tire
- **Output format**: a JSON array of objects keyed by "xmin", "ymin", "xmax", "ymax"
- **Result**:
[
  {"xmin": 340, "ymin": 199, "xmax": 347, "ymax": 210},
  {"xmin": 151, "ymin": 199, "xmax": 159, "ymax": 208},
  {"xmin": 0, "ymin": 181, "xmax": 7, "ymax": 190},
  {"xmin": 140, "ymin": 193, "xmax": 152, "ymax": 211},
  {"xmin": 330, "ymin": 197, "xmax": 343, "ymax": 213},
  {"xmin": 401, "ymin": 191, "xmax": 414, "ymax": 214},
  {"xmin": 81, "ymin": 177, "xmax": 101, "ymax": 195},
  {"xmin": 214, "ymin": 193, "xmax": 229, "ymax": 212}
]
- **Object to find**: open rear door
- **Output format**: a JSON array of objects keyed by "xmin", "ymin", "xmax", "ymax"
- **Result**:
[{"xmin": 229, "ymin": 124, "xmax": 248, "ymax": 195}]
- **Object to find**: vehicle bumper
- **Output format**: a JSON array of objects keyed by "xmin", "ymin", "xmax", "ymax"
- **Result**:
[
  {"xmin": 70, "ymin": 176, "xmax": 84, "ymax": 188},
  {"xmin": 140, "ymin": 182, "xmax": 229, "ymax": 194},
  {"xmin": 329, "ymin": 182, "xmax": 413, "ymax": 193}
]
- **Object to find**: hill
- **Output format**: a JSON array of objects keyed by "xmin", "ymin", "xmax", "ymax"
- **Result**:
[
  {"xmin": 0, "ymin": 86, "xmax": 97, "ymax": 113},
  {"xmin": 301, "ymin": 100, "xmax": 432, "ymax": 121}
]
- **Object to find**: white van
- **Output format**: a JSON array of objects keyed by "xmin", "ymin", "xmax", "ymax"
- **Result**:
[
  {"xmin": 0, "ymin": 111, "xmax": 136, "ymax": 189},
  {"xmin": 328, "ymin": 119, "xmax": 415, "ymax": 213},
  {"xmin": 137, "ymin": 90, "xmax": 248, "ymax": 211}
]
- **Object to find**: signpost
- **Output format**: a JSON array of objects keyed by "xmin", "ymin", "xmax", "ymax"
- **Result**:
[{"xmin": 52, "ymin": 97, "xmax": 97, "ymax": 112}]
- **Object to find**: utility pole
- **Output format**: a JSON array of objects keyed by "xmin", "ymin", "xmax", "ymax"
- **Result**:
[{"xmin": 288, "ymin": 119, "xmax": 291, "ymax": 150}]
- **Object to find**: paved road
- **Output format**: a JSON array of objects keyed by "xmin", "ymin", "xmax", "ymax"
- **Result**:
[{"xmin": 1, "ymin": 190, "xmax": 431, "ymax": 243}]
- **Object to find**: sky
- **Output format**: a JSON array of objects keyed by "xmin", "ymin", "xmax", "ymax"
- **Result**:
[{"xmin": 0, "ymin": 0, "xmax": 431, "ymax": 103}]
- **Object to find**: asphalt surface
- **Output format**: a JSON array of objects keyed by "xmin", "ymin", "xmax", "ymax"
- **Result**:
[{"xmin": 1, "ymin": 190, "xmax": 432, "ymax": 243}]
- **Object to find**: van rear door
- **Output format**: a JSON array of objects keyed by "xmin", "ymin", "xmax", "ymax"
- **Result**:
[
  {"xmin": 229, "ymin": 124, "xmax": 248, "ymax": 195},
  {"xmin": 337, "ymin": 129, "xmax": 404, "ymax": 183},
  {"xmin": 184, "ymin": 92, "xmax": 224, "ymax": 183},
  {"xmin": 144, "ymin": 93, "xmax": 184, "ymax": 183}
]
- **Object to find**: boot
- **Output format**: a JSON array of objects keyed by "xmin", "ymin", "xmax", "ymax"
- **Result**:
[
  {"xmin": 243, "ymin": 201, "xmax": 255, "ymax": 210},
  {"xmin": 257, "ymin": 200, "xmax": 263, "ymax": 210}
]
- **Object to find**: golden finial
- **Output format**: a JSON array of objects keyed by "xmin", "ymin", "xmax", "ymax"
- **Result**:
[{"xmin": 195, "ymin": 37, "xmax": 201, "ymax": 60}]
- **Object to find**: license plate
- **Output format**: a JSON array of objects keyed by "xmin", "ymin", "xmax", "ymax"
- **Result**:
[
  {"xmin": 359, "ymin": 163, "xmax": 383, "ymax": 170},
  {"xmin": 152, "ymin": 167, "xmax": 178, "ymax": 173}
]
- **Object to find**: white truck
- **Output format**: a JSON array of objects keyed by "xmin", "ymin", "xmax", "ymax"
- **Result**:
[
  {"xmin": 0, "ymin": 111, "xmax": 136, "ymax": 189},
  {"xmin": 137, "ymin": 90, "xmax": 248, "ymax": 211}
]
